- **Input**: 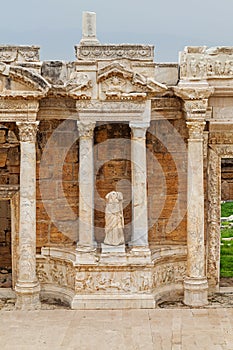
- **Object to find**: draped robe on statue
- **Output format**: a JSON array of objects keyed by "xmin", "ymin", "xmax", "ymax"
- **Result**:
[{"xmin": 104, "ymin": 191, "xmax": 125, "ymax": 246}]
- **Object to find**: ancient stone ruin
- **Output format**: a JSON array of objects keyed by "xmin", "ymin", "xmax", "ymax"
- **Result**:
[{"xmin": 0, "ymin": 12, "xmax": 232, "ymax": 309}]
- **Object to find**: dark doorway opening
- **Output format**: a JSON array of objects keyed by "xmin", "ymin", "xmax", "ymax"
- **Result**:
[{"xmin": 0, "ymin": 200, "xmax": 12, "ymax": 288}]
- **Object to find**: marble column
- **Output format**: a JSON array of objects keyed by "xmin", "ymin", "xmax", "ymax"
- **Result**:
[
  {"xmin": 129, "ymin": 122, "xmax": 151, "ymax": 262},
  {"xmin": 184, "ymin": 117, "xmax": 208, "ymax": 306},
  {"xmin": 15, "ymin": 122, "xmax": 40, "ymax": 310},
  {"xmin": 76, "ymin": 121, "xmax": 96, "ymax": 264}
]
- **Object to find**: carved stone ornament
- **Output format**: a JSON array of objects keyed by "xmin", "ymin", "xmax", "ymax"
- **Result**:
[
  {"xmin": 180, "ymin": 46, "xmax": 233, "ymax": 80},
  {"xmin": 151, "ymin": 97, "xmax": 181, "ymax": 111},
  {"xmin": 186, "ymin": 120, "xmax": 205, "ymax": 139},
  {"xmin": 75, "ymin": 44, "xmax": 154, "ymax": 61},
  {"xmin": 184, "ymin": 99, "xmax": 208, "ymax": 119},
  {"xmin": 0, "ymin": 46, "xmax": 40, "ymax": 63},
  {"xmin": 77, "ymin": 121, "xmax": 96, "ymax": 138},
  {"xmin": 16, "ymin": 122, "xmax": 39, "ymax": 142},
  {"xmin": 0, "ymin": 62, "xmax": 10, "ymax": 76},
  {"xmin": 75, "ymin": 270, "xmax": 152, "ymax": 294},
  {"xmin": 174, "ymin": 87, "xmax": 213, "ymax": 101},
  {"xmin": 152, "ymin": 262, "xmax": 186, "ymax": 288},
  {"xmin": 65, "ymin": 72, "xmax": 92, "ymax": 99},
  {"xmin": 97, "ymin": 62, "xmax": 167, "ymax": 100}
]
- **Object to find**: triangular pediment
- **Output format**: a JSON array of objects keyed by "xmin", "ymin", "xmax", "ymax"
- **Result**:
[
  {"xmin": 0, "ymin": 63, "xmax": 50, "ymax": 98},
  {"xmin": 97, "ymin": 62, "xmax": 167, "ymax": 100}
]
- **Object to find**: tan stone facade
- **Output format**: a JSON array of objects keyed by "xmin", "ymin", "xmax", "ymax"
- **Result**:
[{"xmin": 0, "ymin": 13, "xmax": 233, "ymax": 309}]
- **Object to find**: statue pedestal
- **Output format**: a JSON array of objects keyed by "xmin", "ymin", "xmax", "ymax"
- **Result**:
[
  {"xmin": 100, "ymin": 243, "xmax": 126, "ymax": 263},
  {"xmin": 101, "ymin": 243, "xmax": 125, "ymax": 253}
]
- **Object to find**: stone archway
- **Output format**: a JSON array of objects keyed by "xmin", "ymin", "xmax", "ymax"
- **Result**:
[{"xmin": 207, "ymin": 144, "xmax": 233, "ymax": 290}]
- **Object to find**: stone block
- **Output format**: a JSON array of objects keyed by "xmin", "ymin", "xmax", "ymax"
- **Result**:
[
  {"xmin": 0, "ymin": 130, "xmax": 6, "ymax": 143},
  {"xmin": 0, "ymin": 150, "xmax": 7, "ymax": 167},
  {"xmin": 101, "ymin": 243, "xmax": 125, "ymax": 253}
]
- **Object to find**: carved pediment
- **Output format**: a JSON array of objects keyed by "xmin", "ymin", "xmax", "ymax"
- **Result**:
[
  {"xmin": 65, "ymin": 72, "xmax": 92, "ymax": 99},
  {"xmin": 97, "ymin": 62, "xmax": 167, "ymax": 100},
  {"xmin": 0, "ymin": 64, "xmax": 49, "ymax": 98}
]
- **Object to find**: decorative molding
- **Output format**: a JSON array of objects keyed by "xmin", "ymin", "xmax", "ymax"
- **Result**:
[
  {"xmin": 75, "ymin": 44, "xmax": 154, "ymax": 61},
  {"xmin": 16, "ymin": 121, "xmax": 39, "ymax": 142},
  {"xmin": 76, "ymin": 100, "xmax": 146, "ymax": 112},
  {"xmin": 151, "ymin": 97, "xmax": 181, "ymax": 111},
  {"xmin": 0, "ymin": 46, "xmax": 40, "ymax": 63}
]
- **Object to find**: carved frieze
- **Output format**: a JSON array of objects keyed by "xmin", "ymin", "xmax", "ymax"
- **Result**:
[
  {"xmin": 36, "ymin": 260, "xmax": 75, "ymax": 289},
  {"xmin": 75, "ymin": 270, "xmax": 152, "ymax": 294},
  {"xmin": 0, "ymin": 46, "xmax": 40, "ymax": 63},
  {"xmin": 180, "ymin": 46, "xmax": 233, "ymax": 80},
  {"xmin": 76, "ymin": 99, "xmax": 145, "ymax": 112},
  {"xmin": 151, "ymin": 97, "xmax": 181, "ymax": 111},
  {"xmin": 75, "ymin": 44, "xmax": 154, "ymax": 61},
  {"xmin": 152, "ymin": 262, "xmax": 186, "ymax": 288}
]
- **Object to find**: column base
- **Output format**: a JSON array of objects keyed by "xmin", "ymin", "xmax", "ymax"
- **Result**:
[
  {"xmin": 128, "ymin": 246, "xmax": 152, "ymax": 264},
  {"xmin": 183, "ymin": 277, "xmax": 208, "ymax": 307},
  {"xmin": 15, "ymin": 281, "xmax": 41, "ymax": 310},
  {"xmin": 75, "ymin": 245, "xmax": 97, "ymax": 265}
]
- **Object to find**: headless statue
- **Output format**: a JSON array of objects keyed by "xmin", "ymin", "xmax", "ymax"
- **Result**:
[{"xmin": 104, "ymin": 191, "xmax": 124, "ymax": 246}]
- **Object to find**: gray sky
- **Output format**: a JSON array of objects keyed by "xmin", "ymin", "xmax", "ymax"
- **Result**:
[{"xmin": 1, "ymin": 0, "xmax": 233, "ymax": 62}]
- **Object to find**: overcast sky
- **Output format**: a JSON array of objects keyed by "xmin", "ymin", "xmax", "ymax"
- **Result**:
[{"xmin": 1, "ymin": 0, "xmax": 233, "ymax": 62}]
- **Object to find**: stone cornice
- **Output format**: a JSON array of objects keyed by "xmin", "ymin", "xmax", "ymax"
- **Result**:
[{"xmin": 75, "ymin": 44, "xmax": 154, "ymax": 61}]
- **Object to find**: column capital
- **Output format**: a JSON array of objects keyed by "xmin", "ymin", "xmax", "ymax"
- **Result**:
[
  {"xmin": 77, "ymin": 121, "xmax": 96, "ymax": 138},
  {"xmin": 186, "ymin": 119, "xmax": 206, "ymax": 140},
  {"xmin": 16, "ymin": 121, "xmax": 39, "ymax": 142},
  {"xmin": 129, "ymin": 122, "xmax": 150, "ymax": 139},
  {"xmin": 174, "ymin": 86, "xmax": 213, "ymax": 101}
]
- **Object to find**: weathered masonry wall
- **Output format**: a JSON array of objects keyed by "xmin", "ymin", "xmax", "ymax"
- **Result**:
[{"xmin": 36, "ymin": 119, "xmax": 79, "ymax": 250}]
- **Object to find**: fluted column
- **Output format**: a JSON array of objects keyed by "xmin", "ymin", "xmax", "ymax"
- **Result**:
[
  {"xmin": 129, "ymin": 122, "xmax": 151, "ymax": 262},
  {"xmin": 76, "ymin": 121, "xmax": 96, "ymax": 264},
  {"xmin": 15, "ymin": 122, "xmax": 40, "ymax": 310},
  {"xmin": 184, "ymin": 101, "xmax": 208, "ymax": 306}
]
